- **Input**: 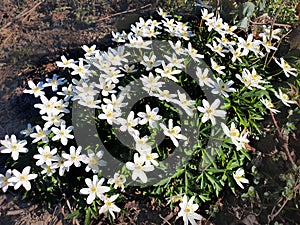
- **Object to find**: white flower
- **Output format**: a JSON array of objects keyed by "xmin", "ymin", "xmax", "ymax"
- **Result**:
[
  {"xmin": 200, "ymin": 8, "xmax": 214, "ymax": 21},
  {"xmin": 205, "ymin": 17, "xmax": 217, "ymax": 32},
  {"xmin": 62, "ymin": 146, "xmax": 85, "ymax": 168},
  {"xmin": 197, "ymin": 99, "xmax": 226, "ymax": 126},
  {"xmin": 41, "ymin": 163, "xmax": 58, "ymax": 176},
  {"xmin": 29, "ymin": 125, "xmax": 51, "ymax": 143},
  {"xmin": 51, "ymin": 123, "xmax": 74, "ymax": 146},
  {"xmin": 274, "ymin": 57, "xmax": 297, "ymax": 77},
  {"xmin": 186, "ymin": 42, "xmax": 204, "ymax": 62},
  {"xmin": 102, "ymin": 67, "xmax": 124, "ymax": 84},
  {"xmin": 103, "ymin": 94, "xmax": 128, "ymax": 113},
  {"xmin": 164, "ymin": 53, "xmax": 185, "ymax": 69},
  {"xmin": 221, "ymin": 122, "xmax": 240, "ymax": 146},
  {"xmin": 178, "ymin": 195, "xmax": 203, "ymax": 225},
  {"xmin": 211, "ymin": 78, "xmax": 236, "ymax": 98},
  {"xmin": 40, "ymin": 163, "xmax": 58, "ymax": 176},
  {"xmin": 237, "ymin": 34, "xmax": 261, "ymax": 56},
  {"xmin": 20, "ymin": 123, "xmax": 35, "ymax": 137},
  {"xmin": 118, "ymin": 111, "xmax": 140, "ymax": 136},
  {"xmin": 206, "ymin": 41, "xmax": 226, "ymax": 57},
  {"xmin": 214, "ymin": 17, "xmax": 226, "ymax": 34},
  {"xmin": 155, "ymin": 61, "xmax": 182, "ymax": 82},
  {"xmin": 82, "ymin": 45, "xmax": 99, "ymax": 57},
  {"xmin": 96, "ymin": 79, "xmax": 117, "ymax": 97},
  {"xmin": 133, "ymin": 135, "xmax": 152, "ymax": 153},
  {"xmin": 70, "ymin": 58, "xmax": 91, "ymax": 79},
  {"xmin": 260, "ymin": 25, "xmax": 281, "ymax": 40},
  {"xmin": 99, "ymin": 194, "xmax": 121, "ymax": 219},
  {"xmin": 210, "ymin": 58, "xmax": 225, "ymax": 75},
  {"xmin": 0, "ymin": 169, "xmax": 14, "ymax": 192},
  {"xmin": 154, "ymin": 89, "xmax": 177, "ymax": 102},
  {"xmin": 82, "ymin": 149, "xmax": 107, "ymax": 173},
  {"xmin": 223, "ymin": 24, "xmax": 237, "ymax": 36},
  {"xmin": 98, "ymin": 104, "xmax": 121, "ymax": 125},
  {"xmin": 74, "ymin": 81, "xmax": 98, "ymax": 99},
  {"xmin": 173, "ymin": 21, "xmax": 189, "ymax": 39},
  {"xmin": 195, "ymin": 67, "xmax": 214, "ymax": 88},
  {"xmin": 130, "ymin": 24, "xmax": 143, "ymax": 36},
  {"xmin": 0, "ymin": 134, "xmax": 28, "ymax": 161},
  {"xmin": 163, "ymin": 18, "xmax": 176, "ymax": 36},
  {"xmin": 108, "ymin": 173, "xmax": 126, "ymax": 191},
  {"xmin": 168, "ymin": 40, "xmax": 186, "ymax": 55},
  {"xmin": 157, "ymin": 8, "xmax": 170, "ymax": 18},
  {"xmin": 111, "ymin": 31, "xmax": 126, "ymax": 43},
  {"xmin": 216, "ymin": 36, "xmax": 236, "ymax": 47},
  {"xmin": 141, "ymin": 55, "xmax": 162, "ymax": 71},
  {"xmin": 118, "ymin": 85, "xmax": 133, "ymax": 99},
  {"xmin": 138, "ymin": 104, "xmax": 162, "ymax": 128},
  {"xmin": 34, "ymin": 95, "xmax": 61, "ymax": 116},
  {"xmin": 260, "ymin": 98, "xmax": 280, "ymax": 114},
  {"xmin": 126, "ymin": 153, "xmax": 154, "ymax": 183},
  {"xmin": 140, "ymin": 149, "xmax": 159, "ymax": 167},
  {"xmin": 23, "ymin": 80, "xmax": 45, "ymax": 97},
  {"xmin": 175, "ymin": 91, "xmax": 196, "ymax": 116},
  {"xmin": 33, "ymin": 146, "xmax": 58, "ymax": 166},
  {"xmin": 159, "ymin": 119, "xmax": 187, "ymax": 147},
  {"xmin": 121, "ymin": 64, "xmax": 137, "ymax": 73},
  {"xmin": 229, "ymin": 46, "xmax": 244, "ymax": 63},
  {"xmin": 259, "ymin": 34, "xmax": 278, "ymax": 52},
  {"xmin": 77, "ymin": 96, "xmax": 101, "ymax": 109},
  {"xmin": 55, "ymin": 99, "xmax": 70, "ymax": 114},
  {"xmin": 127, "ymin": 35, "xmax": 152, "ymax": 49},
  {"xmin": 80, "ymin": 175, "xmax": 110, "ymax": 204},
  {"xmin": 55, "ymin": 154, "xmax": 70, "ymax": 176},
  {"xmin": 140, "ymin": 72, "xmax": 165, "ymax": 94},
  {"xmin": 42, "ymin": 113, "xmax": 65, "ymax": 128},
  {"xmin": 233, "ymin": 168, "xmax": 249, "ymax": 189},
  {"xmin": 274, "ymin": 89, "xmax": 296, "ymax": 107},
  {"xmin": 236, "ymin": 130, "xmax": 250, "ymax": 151},
  {"xmin": 236, "ymin": 68, "xmax": 267, "ymax": 90},
  {"xmin": 56, "ymin": 55, "xmax": 75, "ymax": 68},
  {"xmin": 9, "ymin": 166, "xmax": 38, "ymax": 191},
  {"xmin": 43, "ymin": 74, "xmax": 66, "ymax": 92}
]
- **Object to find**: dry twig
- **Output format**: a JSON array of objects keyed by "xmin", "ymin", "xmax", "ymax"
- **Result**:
[
  {"xmin": 270, "ymin": 112, "xmax": 295, "ymax": 166},
  {"xmin": 99, "ymin": 4, "xmax": 152, "ymax": 21},
  {"xmin": 160, "ymin": 212, "xmax": 174, "ymax": 225}
]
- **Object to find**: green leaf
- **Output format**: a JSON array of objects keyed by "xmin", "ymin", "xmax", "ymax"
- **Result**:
[
  {"xmin": 206, "ymin": 168, "xmax": 225, "ymax": 173},
  {"xmin": 258, "ymin": 0, "xmax": 266, "ymax": 11},
  {"xmin": 239, "ymin": 2, "xmax": 255, "ymax": 19},
  {"xmin": 199, "ymin": 194, "xmax": 211, "ymax": 202},
  {"xmin": 153, "ymin": 177, "xmax": 171, "ymax": 186},
  {"xmin": 84, "ymin": 208, "xmax": 91, "ymax": 225},
  {"xmin": 65, "ymin": 210, "xmax": 81, "ymax": 220},
  {"xmin": 237, "ymin": 17, "xmax": 249, "ymax": 29}
]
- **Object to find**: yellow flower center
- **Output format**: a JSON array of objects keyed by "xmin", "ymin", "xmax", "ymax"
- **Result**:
[
  {"xmin": 20, "ymin": 175, "xmax": 27, "ymax": 181},
  {"xmin": 107, "ymin": 112, "xmax": 113, "ymax": 118},
  {"xmin": 45, "ymin": 153, "xmax": 51, "ymax": 159},
  {"xmin": 91, "ymin": 186, "xmax": 97, "ymax": 193},
  {"xmin": 38, "ymin": 131, "xmax": 45, "ymax": 137},
  {"xmin": 267, "ymin": 101, "xmax": 274, "ymax": 108},
  {"xmin": 184, "ymin": 204, "xmax": 193, "ymax": 214},
  {"xmin": 107, "ymin": 201, "xmax": 113, "ymax": 207},
  {"xmin": 136, "ymin": 164, "xmax": 143, "ymax": 170},
  {"xmin": 282, "ymin": 94, "xmax": 289, "ymax": 100},
  {"xmin": 231, "ymin": 129, "xmax": 240, "ymax": 138},
  {"xmin": 146, "ymin": 154, "xmax": 152, "ymax": 160}
]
